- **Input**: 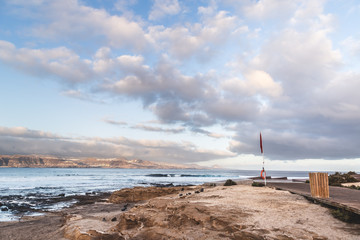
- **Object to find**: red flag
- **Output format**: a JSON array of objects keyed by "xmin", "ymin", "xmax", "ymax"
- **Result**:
[{"xmin": 260, "ymin": 132, "xmax": 263, "ymax": 154}]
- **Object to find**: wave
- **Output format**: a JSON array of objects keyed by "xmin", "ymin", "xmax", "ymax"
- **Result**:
[{"xmin": 146, "ymin": 174, "xmax": 224, "ymax": 178}]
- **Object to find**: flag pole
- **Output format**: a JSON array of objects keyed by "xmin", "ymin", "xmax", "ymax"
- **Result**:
[
  {"xmin": 260, "ymin": 132, "xmax": 266, "ymax": 186},
  {"xmin": 263, "ymin": 149, "xmax": 266, "ymax": 186}
]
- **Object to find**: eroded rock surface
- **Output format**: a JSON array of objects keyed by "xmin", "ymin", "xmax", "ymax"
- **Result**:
[{"xmin": 108, "ymin": 186, "xmax": 197, "ymax": 203}]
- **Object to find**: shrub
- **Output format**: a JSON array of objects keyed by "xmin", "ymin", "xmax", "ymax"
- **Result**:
[
  {"xmin": 252, "ymin": 182, "xmax": 265, "ymax": 187},
  {"xmin": 224, "ymin": 179, "xmax": 237, "ymax": 186},
  {"xmin": 328, "ymin": 171, "xmax": 357, "ymax": 186}
]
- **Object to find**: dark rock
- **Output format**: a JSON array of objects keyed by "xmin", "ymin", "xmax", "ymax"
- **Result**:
[
  {"xmin": 195, "ymin": 191, "xmax": 200, "ymax": 194},
  {"xmin": 200, "ymin": 188, "xmax": 204, "ymax": 192},
  {"xmin": 1, "ymin": 206, "xmax": 8, "ymax": 211},
  {"xmin": 111, "ymin": 217, "xmax": 117, "ymax": 222},
  {"xmin": 121, "ymin": 203, "xmax": 128, "ymax": 211},
  {"xmin": 179, "ymin": 194, "xmax": 183, "ymax": 197}
]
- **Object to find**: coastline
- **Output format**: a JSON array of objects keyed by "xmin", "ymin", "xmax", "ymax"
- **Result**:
[{"xmin": 1, "ymin": 182, "xmax": 359, "ymax": 240}]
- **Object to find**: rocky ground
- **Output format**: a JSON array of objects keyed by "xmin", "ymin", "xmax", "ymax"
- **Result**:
[{"xmin": 0, "ymin": 184, "xmax": 359, "ymax": 240}]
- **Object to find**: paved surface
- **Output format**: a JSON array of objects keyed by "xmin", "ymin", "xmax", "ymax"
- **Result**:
[{"xmin": 267, "ymin": 182, "xmax": 360, "ymax": 215}]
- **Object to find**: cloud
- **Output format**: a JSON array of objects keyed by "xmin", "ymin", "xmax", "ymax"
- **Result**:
[
  {"xmin": 251, "ymin": 29, "xmax": 342, "ymax": 97},
  {"xmin": 222, "ymin": 70, "xmax": 283, "ymax": 98},
  {"xmin": 229, "ymin": 129, "xmax": 360, "ymax": 160},
  {"xmin": 147, "ymin": 10, "xmax": 241, "ymax": 60},
  {"xmin": 2, "ymin": 0, "xmax": 360, "ymax": 164},
  {"xmin": 133, "ymin": 124, "xmax": 185, "ymax": 134},
  {"xmin": 0, "ymin": 126, "xmax": 62, "ymax": 139},
  {"xmin": 149, "ymin": 0, "xmax": 181, "ymax": 20},
  {"xmin": 244, "ymin": 0, "xmax": 299, "ymax": 20},
  {"xmin": 189, "ymin": 127, "xmax": 225, "ymax": 139},
  {"xmin": 102, "ymin": 118, "xmax": 128, "ymax": 126},
  {"xmin": 9, "ymin": 0, "xmax": 147, "ymax": 50},
  {"xmin": 224, "ymin": 0, "xmax": 299, "ymax": 22},
  {"xmin": 342, "ymin": 36, "xmax": 360, "ymax": 57},
  {"xmin": 0, "ymin": 126, "xmax": 233, "ymax": 162},
  {"xmin": 0, "ymin": 40, "xmax": 93, "ymax": 83}
]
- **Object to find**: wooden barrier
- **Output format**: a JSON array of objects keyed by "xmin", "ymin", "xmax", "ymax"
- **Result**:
[{"xmin": 309, "ymin": 172, "xmax": 329, "ymax": 198}]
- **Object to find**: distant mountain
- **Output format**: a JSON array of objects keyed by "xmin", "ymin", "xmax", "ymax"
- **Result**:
[{"xmin": 0, "ymin": 155, "xmax": 203, "ymax": 169}]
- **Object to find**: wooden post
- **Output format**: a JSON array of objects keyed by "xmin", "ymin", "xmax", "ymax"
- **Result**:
[{"xmin": 309, "ymin": 172, "xmax": 329, "ymax": 198}]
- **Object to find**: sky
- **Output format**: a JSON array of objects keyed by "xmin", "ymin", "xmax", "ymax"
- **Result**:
[{"xmin": 0, "ymin": 0, "xmax": 359, "ymax": 171}]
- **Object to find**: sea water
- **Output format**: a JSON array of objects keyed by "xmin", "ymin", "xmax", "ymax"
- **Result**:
[{"xmin": 0, "ymin": 168, "xmax": 310, "ymax": 221}]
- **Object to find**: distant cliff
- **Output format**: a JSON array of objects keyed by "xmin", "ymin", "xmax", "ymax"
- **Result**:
[{"xmin": 0, "ymin": 155, "xmax": 201, "ymax": 169}]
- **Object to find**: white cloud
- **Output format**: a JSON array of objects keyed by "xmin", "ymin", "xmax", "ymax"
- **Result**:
[
  {"xmin": 0, "ymin": 40, "xmax": 92, "ymax": 83},
  {"xmin": 251, "ymin": 29, "xmax": 342, "ymax": 96},
  {"xmin": 26, "ymin": 0, "xmax": 147, "ymax": 50},
  {"xmin": 243, "ymin": 0, "xmax": 299, "ymax": 21},
  {"xmin": 222, "ymin": 70, "xmax": 283, "ymax": 98},
  {"xmin": 147, "ymin": 10, "xmax": 241, "ymax": 60},
  {"xmin": 0, "ymin": 126, "xmax": 62, "ymax": 139},
  {"xmin": 149, "ymin": 0, "xmax": 181, "ymax": 20},
  {"xmin": 342, "ymin": 36, "xmax": 360, "ymax": 56}
]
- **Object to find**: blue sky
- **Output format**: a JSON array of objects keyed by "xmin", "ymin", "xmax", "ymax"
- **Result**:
[{"xmin": 0, "ymin": 0, "xmax": 360, "ymax": 171}]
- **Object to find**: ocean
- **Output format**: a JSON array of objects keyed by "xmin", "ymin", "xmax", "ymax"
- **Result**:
[{"xmin": 0, "ymin": 168, "xmax": 311, "ymax": 222}]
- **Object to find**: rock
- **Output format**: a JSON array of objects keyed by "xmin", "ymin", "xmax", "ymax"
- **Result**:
[
  {"xmin": 1, "ymin": 206, "xmax": 8, "ymax": 211},
  {"xmin": 111, "ymin": 217, "xmax": 117, "ymax": 222},
  {"xmin": 108, "ymin": 186, "xmax": 194, "ymax": 203},
  {"xmin": 65, "ymin": 228, "xmax": 125, "ymax": 240},
  {"xmin": 121, "ymin": 203, "xmax": 128, "ymax": 211}
]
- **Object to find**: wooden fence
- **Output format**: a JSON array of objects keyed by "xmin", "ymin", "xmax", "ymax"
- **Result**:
[{"xmin": 309, "ymin": 172, "xmax": 329, "ymax": 198}]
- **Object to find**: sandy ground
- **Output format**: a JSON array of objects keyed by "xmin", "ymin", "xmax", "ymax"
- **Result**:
[{"xmin": 0, "ymin": 185, "xmax": 359, "ymax": 240}]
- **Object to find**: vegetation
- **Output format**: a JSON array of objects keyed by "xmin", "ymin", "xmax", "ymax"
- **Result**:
[
  {"xmin": 348, "ymin": 185, "xmax": 360, "ymax": 190},
  {"xmin": 330, "ymin": 208, "xmax": 360, "ymax": 223},
  {"xmin": 223, "ymin": 179, "xmax": 237, "ymax": 186},
  {"xmin": 251, "ymin": 182, "xmax": 265, "ymax": 187},
  {"xmin": 328, "ymin": 171, "xmax": 357, "ymax": 186}
]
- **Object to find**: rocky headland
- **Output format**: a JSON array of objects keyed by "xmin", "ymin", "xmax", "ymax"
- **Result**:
[{"xmin": 1, "ymin": 184, "xmax": 359, "ymax": 240}]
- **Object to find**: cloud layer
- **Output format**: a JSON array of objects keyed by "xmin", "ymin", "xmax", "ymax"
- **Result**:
[
  {"xmin": 0, "ymin": 126, "xmax": 232, "ymax": 162},
  {"xmin": 1, "ymin": 0, "xmax": 360, "ymax": 164}
]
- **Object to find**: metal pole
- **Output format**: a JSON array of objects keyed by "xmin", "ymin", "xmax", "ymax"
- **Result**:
[{"xmin": 263, "ymin": 152, "xmax": 266, "ymax": 186}]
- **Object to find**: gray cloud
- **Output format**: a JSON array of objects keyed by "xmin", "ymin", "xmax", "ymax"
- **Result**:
[
  {"xmin": 133, "ymin": 124, "xmax": 185, "ymax": 134},
  {"xmin": 0, "ymin": 126, "xmax": 232, "ymax": 163},
  {"xmin": 102, "ymin": 118, "xmax": 128, "ymax": 126}
]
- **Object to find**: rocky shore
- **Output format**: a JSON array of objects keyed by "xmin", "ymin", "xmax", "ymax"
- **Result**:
[{"xmin": 1, "ymin": 183, "xmax": 359, "ymax": 240}]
